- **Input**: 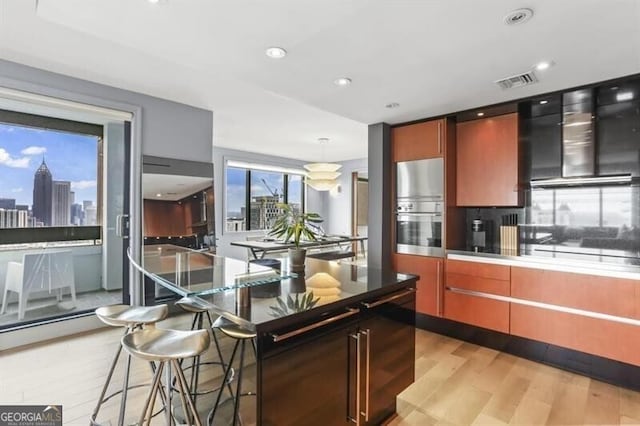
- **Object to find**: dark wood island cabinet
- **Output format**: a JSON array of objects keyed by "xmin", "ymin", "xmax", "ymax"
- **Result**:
[{"xmin": 194, "ymin": 258, "xmax": 417, "ymax": 426}]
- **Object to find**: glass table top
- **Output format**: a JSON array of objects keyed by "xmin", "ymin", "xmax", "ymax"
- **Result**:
[{"xmin": 142, "ymin": 244, "xmax": 295, "ymax": 297}]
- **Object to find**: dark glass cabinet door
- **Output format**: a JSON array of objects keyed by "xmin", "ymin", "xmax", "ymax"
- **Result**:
[
  {"xmin": 597, "ymin": 102, "xmax": 640, "ymax": 177},
  {"xmin": 526, "ymin": 113, "xmax": 563, "ymax": 180}
]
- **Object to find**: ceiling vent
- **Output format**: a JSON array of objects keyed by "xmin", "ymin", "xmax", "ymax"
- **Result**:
[{"xmin": 494, "ymin": 71, "xmax": 538, "ymax": 90}]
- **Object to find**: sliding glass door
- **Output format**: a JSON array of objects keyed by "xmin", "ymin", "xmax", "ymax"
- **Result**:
[{"xmin": 0, "ymin": 98, "xmax": 131, "ymax": 330}]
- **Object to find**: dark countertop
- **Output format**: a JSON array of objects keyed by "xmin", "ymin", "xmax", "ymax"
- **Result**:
[
  {"xmin": 447, "ymin": 247, "xmax": 640, "ymax": 279},
  {"xmin": 195, "ymin": 257, "xmax": 417, "ymax": 334}
]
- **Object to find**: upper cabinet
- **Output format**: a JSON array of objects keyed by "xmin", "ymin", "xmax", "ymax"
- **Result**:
[
  {"xmin": 596, "ymin": 79, "xmax": 640, "ymax": 177},
  {"xmin": 392, "ymin": 119, "xmax": 444, "ymax": 162},
  {"xmin": 456, "ymin": 113, "xmax": 522, "ymax": 207}
]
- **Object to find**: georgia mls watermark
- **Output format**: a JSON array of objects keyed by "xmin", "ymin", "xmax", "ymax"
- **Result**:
[{"xmin": 0, "ymin": 405, "xmax": 62, "ymax": 426}]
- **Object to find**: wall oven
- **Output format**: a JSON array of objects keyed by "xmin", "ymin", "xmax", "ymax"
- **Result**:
[
  {"xmin": 395, "ymin": 158, "xmax": 444, "ymax": 257},
  {"xmin": 396, "ymin": 200, "xmax": 443, "ymax": 256}
]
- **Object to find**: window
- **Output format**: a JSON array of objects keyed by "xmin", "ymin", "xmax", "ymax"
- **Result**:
[
  {"xmin": 225, "ymin": 164, "xmax": 305, "ymax": 232},
  {"xmin": 0, "ymin": 111, "xmax": 102, "ymax": 245},
  {"xmin": 0, "ymin": 102, "xmax": 126, "ymax": 331}
]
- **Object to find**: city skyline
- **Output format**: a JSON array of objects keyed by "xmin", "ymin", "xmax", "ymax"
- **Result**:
[
  {"xmin": 226, "ymin": 167, "xmax": 303, "ymax": 217},
  {"xmin": 0, "ymin": 123, "xmax": 98, "ymax": 207}
]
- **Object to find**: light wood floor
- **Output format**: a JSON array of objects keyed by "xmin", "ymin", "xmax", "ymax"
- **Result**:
[
  {"xmin": 2, "ymin": 319, "xmax": 640, "ymax": 425},
  {"xmin": 390, "ymin": 330, "xmax": 640, "ymax": 426}
]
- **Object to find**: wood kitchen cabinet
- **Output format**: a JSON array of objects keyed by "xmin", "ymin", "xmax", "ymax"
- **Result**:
[
  {"xmin": 510, "ymin": 266, "xmax": 640, "ymax": 366},
  {"xmin": 392, "ymin": 119, "xmax": 445, "ymax": 161},
  {"xmin": 443, "ymin": 259, "xmax": 511, "ymax": 333},
  {"xmin": 260, "ymin": 288, "xmax": 415, "ymax": 426},
  {"xmin": 456, "ymin": 113, "xmax": 522, "ymax": 206},
  {"xmin": 393, "ymin": 253, "xmax": 443, "ymax": 316}
]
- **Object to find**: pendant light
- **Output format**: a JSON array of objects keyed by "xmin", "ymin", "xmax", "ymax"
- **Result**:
[{"xmin": 304, "ymin": 138, "xmax": 342, "ymax": 191}]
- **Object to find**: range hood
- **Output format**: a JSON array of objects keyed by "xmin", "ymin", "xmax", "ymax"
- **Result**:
[
  {"xmin": 530, "ymin": 88, "xmax": 633, "ymax": 188},
  {"xmin": 530, "ymin": 174, "xmax": 632, "ymax": 188}
]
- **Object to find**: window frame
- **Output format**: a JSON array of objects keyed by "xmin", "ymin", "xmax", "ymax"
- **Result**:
[
  {"xmin": 0, "ymin": 109, "xmax": 104, "ymax": 247},
  {"xmin": 224, "ymin": 163, "xmax": 306, "ymax": 233}
]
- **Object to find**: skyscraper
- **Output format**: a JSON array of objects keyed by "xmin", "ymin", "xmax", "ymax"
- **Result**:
[
  {"xmin": 32, "ymin": 159, "xmax": 53, "ymax": 226},
  {"xmin": 0, "ymin": 198, "xmax": 16, "ymax": 210},
  {"xmin": 52, "ymin": 180, "xmax": 71, "ymax": 226}
]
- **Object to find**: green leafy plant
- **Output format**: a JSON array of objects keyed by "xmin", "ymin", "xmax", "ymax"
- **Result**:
[
  {"xmin": 269, "ymin": 292, "xmax": 321, "ymax": 317},
  {"xmin": 268, "ymin": 203, "xmax": 323, "ymax": 248}
]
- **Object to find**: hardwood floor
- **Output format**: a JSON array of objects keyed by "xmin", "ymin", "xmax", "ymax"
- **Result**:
[
  {"xmin": 390, "ymin": 330, "xmax": 640, "ymax": 426},
  {"xmin": 2, "ymin": 318, "xmax": 640, "ymax": 425}
]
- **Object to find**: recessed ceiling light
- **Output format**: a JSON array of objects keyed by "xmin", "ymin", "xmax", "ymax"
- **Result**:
[
  {"xmin": 265, "ymin": 47, "xmax": 287, "ymax": 59},
  {"xmin": 334, "ymin": 77, "xmax": 352, "ymax": 87},
  {"xmin": 385, "ymin": 102, "xmax": 400, "ymax": 109},
  {"xmin": 147, "ymin": 0, "xmax": 167, "ymax": 4},
  {"xmin": 539, "ymin": 100, "xmax": 548, "ymax": 105},
  {"xmin": 504, "ymin": 8, "xmax": 534, "ymax": 25},
  {"xmin": 156, "ymin": 193, "xmax": 162, "ymax": 197},
  {"xmin": 535, "ymin": 61, "xmax": 553, "ymax": 71},
  {"xmin": 318, "ymin": 137, "xmax": 330, "ymax": 143},
  {"xmin": 477, "ymin": 112, "xmax": 485, "ymax": 117}
]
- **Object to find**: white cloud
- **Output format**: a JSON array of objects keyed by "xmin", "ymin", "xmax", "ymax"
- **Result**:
[
  {"xmin": 21, "ymin": 146, "xmax": 47, "ymax": 156},
  {"xmin": 71, "ymin": 180, "xmax": 97, "ymax": 190},
  {"xmin": 0, "ymin": 148, "xmax": 30, "ymax": 168},
  {"xmin": 11, "ymin": 187, "xmax": 23, "ymax": 193}
]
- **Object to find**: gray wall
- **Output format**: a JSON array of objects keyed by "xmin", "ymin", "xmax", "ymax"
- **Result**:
[
  {"xmin": 324, "ymin": 158, "xmax": 367, "ymax": 236},
  {"xmin": 213, "ymin": 147, "xmax": 326, "ymax": 260},
  {"xmin": 0, "ymin": 59, "xmax": 213, "ymax": 162}
]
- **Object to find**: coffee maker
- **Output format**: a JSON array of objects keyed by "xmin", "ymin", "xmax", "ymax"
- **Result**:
[{"xmin": 471, "ymin": 219, "xmax": 493, "ymax": 252}]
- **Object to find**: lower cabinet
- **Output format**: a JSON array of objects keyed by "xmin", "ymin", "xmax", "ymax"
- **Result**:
[
  {"xmin": 261, "ymin": 320, "xmax": 356, "ymax": 426},
  {"xmin": 393, "ymin": 254, "xmax": 443, "ymax": 316},
  {"xmin": 443, "ymin": 289, "xmax": 510, "ymax": 333},
  {"xmin": 443, "ymin": 259, "xmax": 511, "ymax": 333},
  {"xmin": 260, "ymin": 289, "xmax": 416, "ymax": 426},
  {"xmin": 510, "ymin": 266, "xmax": 640, "ymax": 366}
]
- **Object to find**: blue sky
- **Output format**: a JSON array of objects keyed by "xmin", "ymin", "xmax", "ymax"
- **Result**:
[{"xmin": 0, "ymin": 123, "xmax": 98, "ymax": 206}]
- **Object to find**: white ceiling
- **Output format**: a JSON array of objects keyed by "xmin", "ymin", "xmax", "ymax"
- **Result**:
[
  {"xmin": 1, "ymin": 0, "xmax": 640, "ymax": 162},
  {"xmin": 142, "ymin": 173, "xmax": 211, "ymax": 201}
]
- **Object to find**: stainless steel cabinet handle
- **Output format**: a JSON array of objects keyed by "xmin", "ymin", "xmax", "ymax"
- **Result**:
[
  {"xmin": 361, "ymin": 329, "xmax": 371, "ymax": 421},
  {"xmin": 436, "ymin": 260, "xmax": 442, "ymax": 316},
  {"xmin": 348, "ymin": 332, "xmax": 361, "ymax": 425},
  {"xmin": 270, "ymin": 308, "xmax": 360, "ymax": 342},
  {"xmin": 361, "ymin": 288, "xmax": 416, "ymax": 309}
]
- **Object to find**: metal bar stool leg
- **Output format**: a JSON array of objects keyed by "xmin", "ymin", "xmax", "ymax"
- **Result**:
[
  {"xmin": 138, "ymin": 362, "xmax": 164, "ymax": 426},
  {"xmin": 232, "ymin": 339, "xmax": 247, "ymax": 426},
  {"xmin": 90, "ymin": 329, "xmax": 127, "ymax": 423},
  {"xmin": 209, "ymin": 339, "xmax": 240, "ymax": 424},
  {"xmin": 206, "ymin": 312, "xmax": 235, "ymax": 399}
]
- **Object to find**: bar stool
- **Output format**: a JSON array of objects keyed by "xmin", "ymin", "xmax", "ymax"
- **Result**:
[
  {"xmin": 122, "ymin": 327, "xmax": 210, "ymax": 426},
  {"xmin": 91, "ymin": 304, "xmax": 168, "ymax": 426},
  {"xmin": 209, "ymin": 316, "xmax": 257, "ymax": 426},
  {"xmin": 175, "ymin": 298, "xmax": 234, "ymax": 405}
]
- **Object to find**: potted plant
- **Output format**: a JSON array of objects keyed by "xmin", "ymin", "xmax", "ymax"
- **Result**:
[{"xmin": 268, "ymin": 203, "xmax": 323, "ymax": 270}]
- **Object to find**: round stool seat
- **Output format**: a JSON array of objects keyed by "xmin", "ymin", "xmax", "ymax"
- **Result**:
[
  {"xmin": 122, "ymin": 328, "xmax": 210, "ymax": 362},
  {"xmin": 95, "ymin": 304, "xmax": 168, "ymax": 327},
  {"xmin": 175, "ymin": 297, "xmax": 208, "ymax": 314},
  {"xmin": 213, "ymin": 316, "xmax": 257, "ymax": 340}
]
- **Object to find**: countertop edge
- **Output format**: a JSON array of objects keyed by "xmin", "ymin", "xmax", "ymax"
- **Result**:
[
  {"xmin": 254, "ymin": 275, "xmax": 418, "ymax": 334},
  {"xmin": 447, "ymin": 251, "xmax": 640, "ymax": 280}
]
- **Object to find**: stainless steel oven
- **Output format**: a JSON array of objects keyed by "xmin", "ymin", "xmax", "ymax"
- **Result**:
[
  {"xmin": 395, "ymin": 157, "xmax": 445, "ymax": 257},
  {"xmin": 396, "ymin": 200, "xmax": 443, "ymax": 256}
]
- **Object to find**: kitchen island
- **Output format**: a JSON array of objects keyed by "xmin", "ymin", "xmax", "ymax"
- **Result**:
[{"xmin": 138, "ymin": 246, "xmax": 417, "ymax": 425}]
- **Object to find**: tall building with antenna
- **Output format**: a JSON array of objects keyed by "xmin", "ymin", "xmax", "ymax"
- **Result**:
[{"xmin": 32, "ymin": 158, "xmax": 53, "ymax": 226}]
